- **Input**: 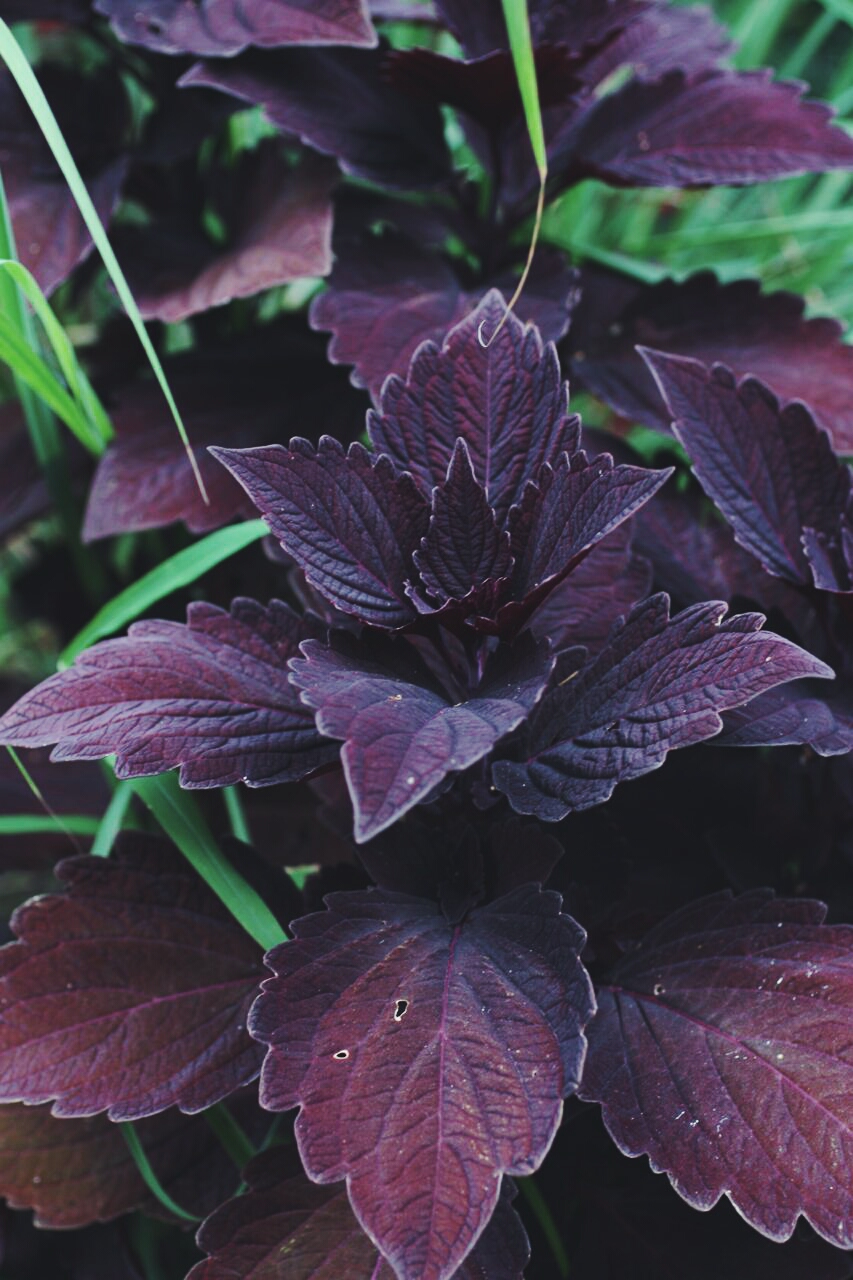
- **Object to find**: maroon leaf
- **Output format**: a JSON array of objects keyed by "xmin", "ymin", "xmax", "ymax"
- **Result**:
[
  {"xmin": 643, "ymin": 351, "xmax": 853, "ymax": 591},
  {"xmin": 83, "ymin": 322, "xmax": 367, "ymax": 540},
  {"xmin": 572, "ymin": 2, "xmax": 733, "ymax": 87},
  {"xmin": 568, "ymin": 269, "xmax": 853, "ymax": 446},
  {"xmin": 290, "ymin": 631, "xmax": 554, "ymax": 841},
  {"xmin": 578, "ymin": 890, "xmax": 853, "ymax": 1248},
  {"xmin": 369, "ymin": 290, "xmax": 580, "ymax": 522},
  {"xmin": 124, "ymin": 145, "xmax": 336, "ymax": 324},
  {"xmin": 0, "ymin": 64, "xmax": 128, "ymax": 295},
  {"xmin": 213, "ymin": 438, "xmax": 430, "ymax": 628},
  {"xmin": 188, "ymin": 1147, "xmax": 530, "ymax": 1279},
  {"xmin": 181, "ymin": 46, "xmax": 452, "ymax": 190},
  {"xmin": 413, "ymin": 439, "xmax": 513, "ymax": 609},
  {"xmin": 568, "ymin": 70, "xmax": 853, "ymax": 188},
  {"xmin": 310, "ymin": 230, "xmax": 578, "ymax": 401},
  {"xmin": 250, "ymin": 884, "xmax": 593, "ymax": 1280},
  {"xmin": 0, "ymin": 834, "xmax": 264, "ymax": 1120},
  {"xmin": 492, "ymin": 594, "xmax": 834, "ymax": 821},
  {"xmin": 94, "ymin": 0, "xmax": 377, "ymax": 54},
  {"xmin": 718, "ymin": 680, "xmax": 853, "ymax": 755},
  {"xmin": 0, "ymin": 599, "xmax": 335, "ymax": 787}
]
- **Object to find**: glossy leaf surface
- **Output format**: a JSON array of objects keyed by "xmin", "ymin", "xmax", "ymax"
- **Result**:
[{"xmin": 251, "ymin": 884, "xmax": 593, "ymax": 1280}]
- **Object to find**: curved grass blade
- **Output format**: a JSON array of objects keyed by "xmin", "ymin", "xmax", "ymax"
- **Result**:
[
  {"xmin": 90, "ymin": 777, "xmax": 137, "ymax": 858},
  {"xmin": 119, "ymin": 1124, "xmax": 200, "ymax": 1224}
]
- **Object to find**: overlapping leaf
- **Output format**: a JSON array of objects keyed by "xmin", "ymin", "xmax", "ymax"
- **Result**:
[
  {"xmin": 0, "ymin": 834, "xmax": 264, "ymax": 1119},
  {"xmin": 188, "ymin": 1148, "xmax": 530, "ymax": 1279},
  {"xmin": 95, "ymin": 0, "xmax": 377, "ymax": 55},
  {"xmin": 568, "ymin": 269, "xmax": 853, "ymax": 446},
  {"xmin": 213, "ymin": 439, "xmax": 430, "ymax": 628},
  {"xmin": 181, "ymin": 46, "xmax": 451, "ymax": 189},
  {"xmin": 0, "ymin": 599, "xmax": 335, "ymax": 786},
  {"xmin": 644, "ymin": 351, "xmax": 853, "ymax": 592},
  {"xmin": 492, "ymin": 594, "xmax": 834, "ymax": 821},
  {"xmin": 251, "ymin": 884, "xmax": 593, "ymax": 1280},
  {"xmin": 290, "ymin": 631, "xmax": 554, "ymax": 841},
  {"xmin": 578, "ymin": 890, "xmax": 853, "ymax": 1247},
  {"xmin": 718, "ymin": 680, "xmax": 853, "ymax": 755}
]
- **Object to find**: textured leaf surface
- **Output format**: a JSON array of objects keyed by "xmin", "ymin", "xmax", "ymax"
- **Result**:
[
  {"xmin": 0, "ymin": 599, "xmax": 335, "ymax": 787},
  {"xmin": 644, "ymin": 351, "xmax": 853, "ymax": 591},
  {"xmin": 578, "ymin": 890, "xmax": 853, "ymax": 1248},
  {"xmin": 718, "ymin": 680, "xmax": 853, "ymax": 755},
  {"xmin": 568, "ymin": 269, "xmax": 853, "ymax": 446},
  {"xmin": 369, "ymin": 291, "xmax": 580, "ymax": 522},
  {"xmin": 290, "ymin": 631, "xmax": 554, "ymax": 841},
  {"xmin": 250, "ymin": 884, "xmax": 593, "ymax": 1280},
  {"xmin": 493, "ymin": 594, "xmax": 834, "ymax": 821},
  {"xmin": 127, "ymin": 147, "xmax": 336, "ymax": 324},
  {"xmin": 310, "ymin": 232, "xmax": 577, "ymax": 401},
  {"xmin": 188, "ymin": 1148, "xmax": 530, "ymax": 1279},
  {"xmin": 569, "ymin": 70, "xmax": 853, "ymax": 187},
  {"xmin": 0, "ymin": 835, "xmax": 264, "ymax": 1119},
  {"xmin": 213, "ymin": 438, "xmax": 429, "ymax": 628},
  {"xmin": 181, "ymin": 47, "xmax": 451, "ymax": 189},
  {"xmin": 94, "ymin": 0, "xmax": 377, "ymax": 54}
]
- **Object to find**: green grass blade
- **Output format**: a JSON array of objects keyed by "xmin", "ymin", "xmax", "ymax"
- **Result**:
[
  {"xmin": 5, "ymin": 746, "xmax": 87, "ymax": 853},
  {"xmin": 0, "ymin": 814, "xmax": 101, "ymax": 835},
  {"xmin": 119, "ymin": 1124, "xmax": 200, "ymax": 1224},
  {"xmin": 90, "ymin": 778, "xmax": 137, "ymax": 857},
  {"xmin": 204, "ymin": 1103, "xmax": 257, "ymax": 1171},
  {"xmin": 130, "ymin": 772, "xmax": 286, "ymax": 952},
  {"xmin": 0, "ymin": 311, "xmax": 97, "ymax": 444},
  {"xmin": 223, "ymin": 785, "xmax": 252, "ymax": 844},
  {"xmin": 0, "ymin": 18, "xmax": 209, "ymax": 505},
  {"xmin": 58, "ymin": 520, "xmax": 267, "ymax": 667}
]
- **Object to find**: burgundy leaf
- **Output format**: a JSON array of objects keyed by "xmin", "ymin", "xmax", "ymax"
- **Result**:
[
  {"xmin": 572, "ymin": 2, "xmax": 733, "ymax": 87},
  {"xmin": 0, "ymin": 834, "xmax": 264, "ymax": 1120},
  {"xmin": 528, "ymin": 524, "xmax": 652, "ymax": 656},
  {"xmin": 188, "ymin": 1147, "xmax": 530, "ymax": 1279},
  {"xmin": 413, "ymin": 439, "xmax": 513, "ymax": 608},
  {"xmin": 124, "ymin": 145, "xmax": 336, "ymax": 324},
  {"xmin": 643, "ymin": 351, "xmax": 853, "ymax": 591},
  {"xmin": 492, "ymin": 594, "xmax": 834, "ymax": 821},
  {"xmin": 369, "ymin": 290, "xmax": 580, "ymax": 522},
  {"xmin": 434, "ymin": 0, "xmax": 641, "ymax": 59},
  {"xmin": 290, "ymin": 631, "xmax": 554, "ymax": 841},
  {"xmin": 213, "ymin": 438, "xmax": 430, "ymax": 628},
  {"xmin": 0, "ymin": 599, "xmax": 335, "ymax": 787},
  {"xmin": 507, "ymin": 450, "xmax": 670, "ymax": 604},
  {"xmin": 250, "ymin": 884, "xmax": 593, "ymax": 1280},
  {"xmin": 94, "ymin": 0, "xmax": 377, "ymax": 54},
  {"xmin": 0, "ymin": 64, "xmax": 128, "ymax": 295},
  {"xmin": 718, "ymin": 680, "xmax": 853, "ymax": 755},
  {"xmin": 578, "ymin": 889, "xmax": 853, "ymax": 1248},
  {"xmin": 0, "ymin": 1101, "xmax": 242, "ymax": 1228},
  {"xmin": 181, "ymin": 46, "xmax": 451, "ymax": 190},
  {"xmin": 83, "ymin": 322, "xmax": 366, "ymax": 540},
  {"xmin": 568, "ymin": 268, "xmax": 853, "ymax": 446},
  {"xmin": 568, "ymin": 70, "xmax": 853, "ymax": 188},
  {"xmin": 310, "ymin": 230, "xmax": 577, "ymax": 401}
]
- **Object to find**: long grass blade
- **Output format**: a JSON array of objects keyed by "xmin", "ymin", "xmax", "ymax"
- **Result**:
[{"xmin": 119, "ymin": 1124, "xmax": 200, "ymax": 1223}]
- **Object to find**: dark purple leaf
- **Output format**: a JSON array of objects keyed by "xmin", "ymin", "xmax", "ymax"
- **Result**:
[
  {"xmin": 250, "ymin": 884, "xmax": 593, "ymax": 1280},
  {"xmin": 643, "ymin": 351, "xmax": 853, "ymax": 591},
  {"xmin": 492, "ymin": 594, "xmax": 834, "ymax": 821},
  {"xmin": 94, "ymin": 0, "xmax": 377, "ymax": 54},
  {"xmin": 122, "ymin": 145, "xmax": 336, "ymax": 324},
  {"xmin": 528, "ymin": 524, "xmax": 652, "ymax": 656},
  {"xmin": 369, "ymin": 290, "xmax": 580, "ymax": 522},
  {"xmin": 568, "ymin": 269, "xmax": 853, "ymax": 446},
  {"xmin": 0, "ymin": 403, "xmax": 57, "ymax": 540},
  {"xmin": 212, "ymin": 438, "xmax": 430, "ymax": 628},
  {"xmin": 578, "ymin": 889, "xmax": 853, "ymax": 1248},
  {"xmin": 311, "ymin": 231, "xmax": 578, "ymax": 401},
  {"xmin": 435, "ymin": 0, "xmax": 642, "ymax": 60},
  {"xmin": 0, "ymin": 1101, "xmax": 241, "ymax": 1228},
  {"xmin": 188, "ymin": 1147, "xmax": 529, "ymax": 1279},
  {"xmin": 568, "ymin": 70, "xmax": 853, "ymax": 188},
  {"xmin": 0, "ymin": 0, "xmax": 91, "ymax": 17},
  {"xmin": 0, "ymin": 599, "xmax": 335, "ymax": 787},
  {"xmin": 572, "ymin": 3, "xmax": 733, "ymax": 87},
  {"xmin": 0, "ymin": 64, "xmax": 128, "ymax": 295},
  {"xmin": 181, "ymin": 45, "xmax": 451, "ymax": 189},
  {"xmin": 0, "ymin": 834, "xmax": 264, "ymax": 1120},
  {"xmin": 83, "ymin": 322, "xmax": 367, "ymax": 540},
  {"xmin": 290, "ymin": 630, "xmax": 554, "ymax": 841},
  {"xmin": 718, "ymin": 680, "xmax": 853, "ymax": 754},
  {"xmin": 413, "ymin": 439, "xmax": 513, "ymax": 609}
]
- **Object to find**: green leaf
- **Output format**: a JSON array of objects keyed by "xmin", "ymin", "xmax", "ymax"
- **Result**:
[
  {"xmin": 0, "ymin": 814, "xmax": 101, "ymax": 836},
  {"xmin": 59, "ymin": 520, "xmax": 268, "ymax": 667}
]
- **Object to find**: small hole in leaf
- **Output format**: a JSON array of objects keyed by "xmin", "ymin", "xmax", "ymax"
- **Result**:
[
  {"xmin": 393, "ymin": 999, "xmax": 409, "ymax": 1021},
  {"xmin": 333, "ymin": 1049, "xmax": 349, "ymax": 1060}
]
